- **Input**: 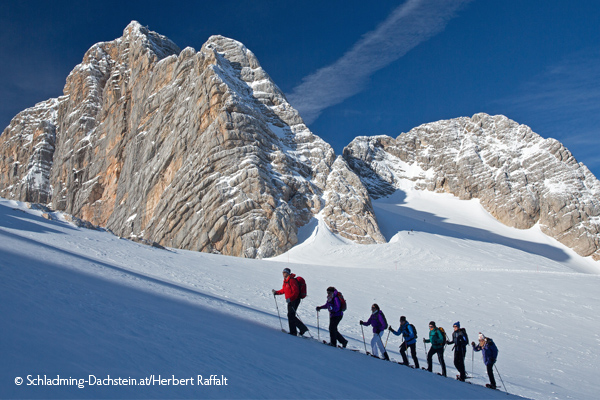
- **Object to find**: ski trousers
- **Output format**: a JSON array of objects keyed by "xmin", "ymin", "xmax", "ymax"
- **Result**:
[
  {"xmin": 454, "ymin": 348, "xmax": 467, "ymax": 380},
  {"xmin": 486, "ymin": 362, "xmax": 497, "ymax": 388},
  {"xmin": 329, "ymin": 315, "xmax": 347, "ymax": 347},
  {"xmin": 371, "ymin": 331, "xmax": 386, "ymax": 357},
  {"xmin": 427, "ymin": 346, "xmax": 446, "ymax": 377},
  {"xmin": 400, "ymin": 342, "xmax": 419, "ymax": 368},
  {"xmin": 287, "ymin": 298, "xmax": 307, "ymax": 336}
]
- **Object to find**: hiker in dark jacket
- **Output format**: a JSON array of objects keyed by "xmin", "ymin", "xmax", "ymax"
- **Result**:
[
  {"xmin": 272, "ymin": 268, "xmax": 307, "ymax": 336},
  {"xmin": 316, "ymin": 287, "xmax": 348, "ymax": 348},
  {"xmin": 389, "ymin": 316, "xmax": 419, "ymax": 368},
  {"xmin": 472, "ymin": 332, "xmax": 498, "ymax": 389},
  {"xmin": 423, "ymin": 321, "xmax": 446, "ymax": 376},
  {"xmin": 447, "ymin": 321, "xmax": 469, "ymax": 381},
  {"xmin": 360, "ymin": 304, "xmax": 390, "ymax": 360}
]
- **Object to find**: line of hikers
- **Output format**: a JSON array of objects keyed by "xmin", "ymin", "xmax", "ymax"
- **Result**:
[{"xmin": 272, "ymin": 267, "xmax": 500, "ymax": 389}]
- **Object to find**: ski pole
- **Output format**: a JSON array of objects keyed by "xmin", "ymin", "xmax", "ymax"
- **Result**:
[
  {"xmin": 274, "ymin": 294, "xmax": 284, "ymax": 332},
  {"xmin": 471, "ymin": 347, "xmax": 474, "ymax": 377},
  {"xmin": 317, "ymin": 310, "xmax": 320, "ymax": 342},
  {"xmin": 385, "ymin": 328, "xmax": 391, "ymax": 348},
  {"xmin": 494, "ymin": 364, "xmax": 507, "ymax": 392},
  {"xmin": 361, "ymin": 324, "xmax": 368, "ymax": 354}
]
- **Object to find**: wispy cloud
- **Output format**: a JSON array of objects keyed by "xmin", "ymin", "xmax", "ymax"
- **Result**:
[
  {"xmin": 497, "ymin": 48, "xmax": 600, "ymax": 175},
  {"xmin": 503, "ymin": 49, "xmax": 600, "ymax": 122},
  {"xmin": 286, "ymin": 0, "xmax": 472, "ymax": 124}
]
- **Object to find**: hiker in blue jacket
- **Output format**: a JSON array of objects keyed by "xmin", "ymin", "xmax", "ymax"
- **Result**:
[
  {"xmin": 389, "ymin": 315, "xmax": 419, "ymax": 368},
  {"xmin": 472, "ymin": 332, "xmax": 498, "ymax": 389},
  {"xmin": 360, "ymin": 304, "xmax": 390, "ymax": 360}
]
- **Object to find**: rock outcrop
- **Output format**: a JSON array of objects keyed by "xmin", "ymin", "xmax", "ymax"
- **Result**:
[
  {"xmin": 344, "ymin": 113, "xmax": 600, "ymax": 261},
  {"xmin": 0, "ymin": 21, "xmax": 384, "ymax": 257},
  {"xmin": 0, "ymin": 98, "xmax": 61, "ymax": 204}
]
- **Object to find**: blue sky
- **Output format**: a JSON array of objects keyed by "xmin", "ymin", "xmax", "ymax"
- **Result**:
[{"xmin": 1, "ymin": 0, "xmax": 599, "ymax": 177}]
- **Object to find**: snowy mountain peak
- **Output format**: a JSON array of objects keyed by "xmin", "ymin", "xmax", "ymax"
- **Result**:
[
  {"xmin": 0, "ymin": 22, "xmax": 383, "ymax": 258},
  {"xmin": 344, "ymin": 112, "xmax": 600, "ymax": 261}
]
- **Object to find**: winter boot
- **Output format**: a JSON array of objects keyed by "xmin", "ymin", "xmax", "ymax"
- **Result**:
[{"xmin": 383, "ymin": 352, "xmax": 390, "ymax": 361}]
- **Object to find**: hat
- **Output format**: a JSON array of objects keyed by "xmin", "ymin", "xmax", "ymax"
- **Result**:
[
  {"xmin": 429, "ymin": 321, "xmax": 436, "ymax": 327},
  {"xmin": 282, "ymin": 268, "xmax": 291, "ymax": 274},
  {"xmin": 326, "ymin": 286, "xmax": 336, "ymax": 293},
  {"xmin": 478, "ymin": 332, "xmax": 485, "ymax": 340},
  {"xmin": 400, "ymin": 316, "xmax": 406, "ymax": 322},
  {"xmin": 453, "ymin": 321, "xmax": 460, "ymax": 328}
]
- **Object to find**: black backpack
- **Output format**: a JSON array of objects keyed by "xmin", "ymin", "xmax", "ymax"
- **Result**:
[
  {"xmin": 409, "ymin": 323, "xmax": 418, "ymax": 339},
  {"xmin": 380, "ymin": 311, "xmax": 388, "ymax": 329}
]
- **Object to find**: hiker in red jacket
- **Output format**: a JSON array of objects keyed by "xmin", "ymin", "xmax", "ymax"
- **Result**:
[{"xmin": 272, "ymin": 268, "xmax": 308, "ymax": 336}]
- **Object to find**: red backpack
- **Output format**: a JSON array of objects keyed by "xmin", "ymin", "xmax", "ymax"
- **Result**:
[
  {"xmin": 295, "ymin": 276, "xmax": 307, "ymax": 299},
  {"xmin": 337, "ymin": 292, "xmax": 347, "ymax": 311}
]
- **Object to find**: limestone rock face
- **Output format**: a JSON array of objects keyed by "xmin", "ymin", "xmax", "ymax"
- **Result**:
[
  {"xmin": 322, "ymin": 157, "xmax": 386, "ymax": 244},
  {"xmin": 0, "ymin": 98, "xmax": 61, "ymax": 203},
  {"xmin": 344, "ymin": 113, "xmax": 600, "ymax": 261},
  {"xmin": 0, "ymin": 21, "xmax": 384, "ymax": 257}
]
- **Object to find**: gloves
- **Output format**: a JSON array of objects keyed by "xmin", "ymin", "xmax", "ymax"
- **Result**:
[
  {"xmin": 423, "ymin": 338, "xmax": 427, "ymax": 343},
  {"xmin": 286, "ymin": 298, "xmax": 290, "ymax": 303},
  {"xmin": 388, "ymin": 326, "xmax": 393, "ymax": 331},
  {"xmin": 471, "ymin": 341, "xmax": 475, "ymax": 346},
  {"xmin": 316, "ymin": 306, "xmax": 321, "ymax": 311},
  {"xmin": 359, "ymin": 320, "xmax": 364, "ymax": 325},
  {"xmin": 272, "ymin": 289, "xmax": 277, "ymax": 295}
]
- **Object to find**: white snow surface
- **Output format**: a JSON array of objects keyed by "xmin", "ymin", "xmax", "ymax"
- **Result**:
[{"xmin": 1, "ymin": 185, "xmax": 599, "ymax": 399}]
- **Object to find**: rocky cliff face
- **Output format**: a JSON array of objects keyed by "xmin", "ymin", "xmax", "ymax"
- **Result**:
[
  {"xmin": 344, "ymin": 113, "xmax": 600, "ymax": 261},
  {"xmin": 0, "ymin": 22, "xmax": 384, "ymax": 257},
  {"xmin": 0, "ymin": 98, "xmax": 61, "ymax": 204}
]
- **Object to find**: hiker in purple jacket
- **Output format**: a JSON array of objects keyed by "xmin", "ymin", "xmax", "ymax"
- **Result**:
[
  {"xmin": 360, "ymin": 304, "xmax": 390, "ymax": 360},
  {"xmin": 316, "ymin": 287, "xmax": 348, "ymax": 348}
]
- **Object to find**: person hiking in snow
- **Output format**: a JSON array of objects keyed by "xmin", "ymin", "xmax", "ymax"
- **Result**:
[
  {"xmin": 388, "ymin": 315, "xmax": 419, "ymax": 368},
  {"xmin": 272, "ymin": 268, "xmax": 308, "ymax": 336},
  {"xmin": 316, "ymin": 286, "xmax": 348, "ymax": 348},
  {"xmin": 360, "ymin": 304, "xmax": 390, "ymax": 360},
  {"xmin": 423, "ymin": 321, "xmax": 447, "ymax": 376},
  {"xmin": 472, "ymin": 333, "xmax": 498, "ymax": 389},
  {"xmin": 446, "ymin": 321, "xmax": 469, "ymax": 381}
]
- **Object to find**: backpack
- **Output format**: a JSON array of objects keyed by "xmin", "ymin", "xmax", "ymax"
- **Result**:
[
  {"xmin": 295, "ymin": 276, "xmax": 307, "ymax": 299},
  {"xmin": 487, "ymin": 338, "xmax": 499, "ymax": 360},
  {"xmin": 337, "ymin": 292, "xmax": 347, "ymax": 312},
  {"xmin": 380, "ymin": 311, "xmax": 388, "ymax": 330},
  {"xmin": 409, "ymin": 323, "xmax": 418, "ymax": 339},
  {"xmin": 436, "ymin": 327, "xmax": 448, "ymax": 346}
]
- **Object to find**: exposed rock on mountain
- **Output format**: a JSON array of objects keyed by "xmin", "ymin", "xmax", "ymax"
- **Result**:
[
  {"xmin": 322, "ymin": 157, "xmax": 386, "ymax": 244},
  {"xmin": 0, "ymin": 21, "xmax": 384, "ymax": 257},
  {"xmin": 0, "ymin": 98, "xmax": 62, "ymax": 204},
  {"xmin": 344, "ymin": 113, "xmax": 600, "ymax": 261}
]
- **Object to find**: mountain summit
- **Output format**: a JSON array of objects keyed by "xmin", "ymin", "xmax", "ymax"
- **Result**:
[
  {"xmin": 0, "ymin": 21, "xmax": 383, "ymax": 257},
  {"xmin": 344, "ymin": 113, "xmax": 600, "ymax": 261},
  {"xmin": 1, "ymin": 22, "xmax": 599, "ymax": 261}
]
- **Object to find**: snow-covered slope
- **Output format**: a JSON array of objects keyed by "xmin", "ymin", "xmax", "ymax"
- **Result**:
[{"xmin": 1, "ymin": 190, "xmax": 598, "ymax": 399}]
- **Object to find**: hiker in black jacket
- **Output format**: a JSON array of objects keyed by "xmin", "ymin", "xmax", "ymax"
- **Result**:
[{"xmin": 447, "ymin": 321, "xmax": 469, "ymax": 381}]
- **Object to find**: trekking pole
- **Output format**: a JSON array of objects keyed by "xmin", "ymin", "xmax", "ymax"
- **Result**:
[
  {"xmin": 317, "ymin": 310, "xmax": 320, "ymax": 342},
  {"xmin": 385, "ymin": 328, "xmax": 391, "ymax": 348},
  {"xmin": 361, "ymin": 324, "xmax": 368, "ymax": 354},
  {"xmin": 274, "ymin": 294, "xmax": 284, "ymax": 332},
  {"xmin": 471, "ymin": 347, "xmax": 474, "ymax": 377},
  {"xmin": 494, "ymin": 364, "xmax": 507, "ymax": 392}
]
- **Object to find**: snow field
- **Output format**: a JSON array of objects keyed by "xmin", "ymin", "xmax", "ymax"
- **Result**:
[{"xmin": 1, "ymin": 185, "xmax": 599, "ymax": 399}]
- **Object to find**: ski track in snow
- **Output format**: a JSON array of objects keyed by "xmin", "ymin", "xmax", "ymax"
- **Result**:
[{"xmin": 1, "ymin": 189, "xmax": 599, "ymax": 399}]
